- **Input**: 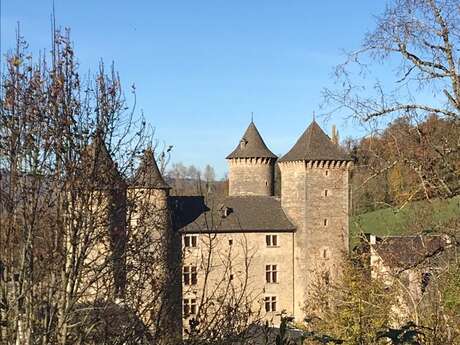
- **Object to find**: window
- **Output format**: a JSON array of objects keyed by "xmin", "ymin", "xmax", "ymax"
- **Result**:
[
  {"xmin": 264, "ymin": 296, "xmax": 277, "ymax": 312},
  {"xmin": 184, "ymin": 235, "xmax": 197, "ymax": 248},
  {"xmin": 266, "ymin": 235, "xmax": 278, "ymax": 247},
  {"xmin": 324, "ymin": 189, "xmax": 328, "ymax": 197},
  {"xmin": 323, "ymin": 218, "xmax": 328, "ymax": 226},
  {"xmin": 183, "ymin": 298, "xmax": 197, "ymax": 317},
  {"xmin": 228, "ymin": 238, "xmax": 233, "ymax": 246},
  {"xmin": 229, "ymin": 273, "xmax": 234, "ymax": 281},
  {"xmin": 322, "ymin": 271, "xmax": 330, "ymax": 285},
  {"xmin": 183, "ymin": 266, "xmax": 197, "ymax": 285},
  {"xmin": 325, "ymin": 170, "xmax": 329, "ymax": 176},
  {"xmin": 266, "ymin": 264, "xmax": 278, "ymax": 283},
  {"xmin": 421, "ymin": 272, "xmax": 431, "ymax": 293}
]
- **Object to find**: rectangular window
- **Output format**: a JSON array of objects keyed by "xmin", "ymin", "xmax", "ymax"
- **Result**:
[
  {"xmin": 183, "ymin": 266, "xmax": 197, "ymax": 285},
  {"xmin": 183, "ymin": 298, "xmax": 197, "ymax": 317},
  {"xmin": 265, "ymin": 264, "xmax": 278, "ymax": 283},
  {"xmin": 264, "ymin": 296, "xmax": 277, "ymax": 312},
  {"xmin": 184, "ymin": 235, "xmax": 198, "ymax": 248},
  {"xmin": 229, "ymin": 238, "xmax": 233, "ymax": 246},
  {"xmin": 324, "ymin": 189, "xmax": 328, "ymax": 197},
  {"xmin": 266, "ymin": 234, "xmax": 278, "ymax": 247}
]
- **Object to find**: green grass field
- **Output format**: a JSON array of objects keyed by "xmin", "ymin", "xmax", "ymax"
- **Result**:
[{"xmin": 349, "ymin": 196, "xmax": 460, "ymax": 247}]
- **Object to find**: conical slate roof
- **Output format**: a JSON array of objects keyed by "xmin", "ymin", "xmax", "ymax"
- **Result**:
[
  {"xmin": 279, "ymin": 121, "xmax": 351, "ymax": 162},
  {"xmin": 82, "ymin": 135, "xmax": 125, "ymax": 188},
  {"xmin": 226, "ymin": 122, "xmax": 277, "ymax": 159},
  {"xmin": 131, "ymin": 148, "xmax": 170, "ymax": 189}
]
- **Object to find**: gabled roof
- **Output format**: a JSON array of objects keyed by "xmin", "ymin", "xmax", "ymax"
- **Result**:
[
  {"xmin": 279, "ymin": 120, "xmax": 351, "ymax": 162},
  {"xmin": 226, "ymin": 122, "xmax": 277, "ymax": 159},
  {"xmin": 372, "ymin": 235, "xmax": 447, "ymax": 269},
  {"xmin": 130, "ymin": 148, "xmax": 170, "ymax": 189},
  {"xmin": 82, "ymin": 135, "xmax": 125, "ymax": 189},
  {"xmin": 171, "ymin": 195, "xmax": 295, "ymax": 233}
]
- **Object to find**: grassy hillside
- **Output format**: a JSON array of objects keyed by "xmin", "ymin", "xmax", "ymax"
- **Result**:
[{"xmin": 350, "ymin": 196, "xmax": 460, "ymax": 247}]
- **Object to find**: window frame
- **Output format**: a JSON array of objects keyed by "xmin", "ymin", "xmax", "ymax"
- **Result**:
[
  {"xmin": 183, "ymin": 265, "xmax": 197, "ymax": 286},
  {"xmin": 265, "ymin": 264, "xmax": 278, "ymax": 283},
  {"xmin": 266, "ymin": 234, "xmax": 278, "ymax": 247},
  {"xmin": 183, "ymin": 298, "xmax": 197, "ymax": 317},
  {"xmin": 264, "ymin": 295, "xmax": 277, "ymax": 312},
  {"xmin": 184, "ymin": 235, "xmax": 198, "ymax": 248}
]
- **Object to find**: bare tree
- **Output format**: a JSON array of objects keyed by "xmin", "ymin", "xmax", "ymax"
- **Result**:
[
  {"xmin": 0, "ymin": 27, "xmax": 151, "ymax": 345},
  {"xmin": 324, "ymin": 0, "xmax": 460, "ymax": 203}
]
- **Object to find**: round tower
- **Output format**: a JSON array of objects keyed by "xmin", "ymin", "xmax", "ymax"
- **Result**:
[
  {"xmin": 226, "ymin": 121, "xmax": 277, "ymax": 196},
  {"xmin": 278, "ymin": 120, "xmax": 353, "ymax": 320},
  {"xmin": 129, "ymin": 147, "xmax": 171, "ymax": 223},
  {"xmin": 81, "ymin": 134, "xmax": 127, "ymax": 300},
  {"xmin": 128, "ymin": 148, "xmax": 182, "ymax": 341}
]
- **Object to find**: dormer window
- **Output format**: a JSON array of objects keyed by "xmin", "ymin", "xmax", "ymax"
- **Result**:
[
  {"xmin": 240, "ymin": 138, "xmax": 248, "ymax": 149},
  {"xmin": 221, "ymin": 206, "xmax": 233, "ymax": 218}
]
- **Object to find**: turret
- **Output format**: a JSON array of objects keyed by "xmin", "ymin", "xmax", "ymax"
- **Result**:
[
  {"xmin": 226, "ymin": 121, "xmax": 277, "ymax": 196},
  {"xmin": 128, "ymin": 147, "xmax": 172, "ymax": 264},
  {"xmin": 278, "ymin": 120, "xmax": 352, "ymax": 318},
  {"xmin": 80, "ymin": 134, "xmax": 127, "ymax": 299},
  {"xmin": 129, "ymin": 147, "xmax": 171, "ymax": 212},
  {"xmin": 128, "ymin": 148, "xmax": 182, "ymax": 341}
]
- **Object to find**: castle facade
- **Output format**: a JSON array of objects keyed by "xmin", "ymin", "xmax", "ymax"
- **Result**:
[
  {"xmin": 163, "ymin": 120, "xmax": 352, "ymax": 332},
  {"xmin": 82, "ymin": 119, "xmax": 353, "ymax": 337}
]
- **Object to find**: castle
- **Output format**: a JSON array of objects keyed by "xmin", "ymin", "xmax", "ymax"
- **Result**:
[
  {"xmin": 77, "ymin": 119, "xmax": 353, "ymax": 338},
  {"xmin": 128, "ymin": 119, "xmax": 353, "ymax": 333}
]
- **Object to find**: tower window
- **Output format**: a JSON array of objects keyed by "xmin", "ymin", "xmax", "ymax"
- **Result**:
[
  {"xmin": 229, "ymin": 273, "xmax": 234, "ymax": 281},
  {"xmin": 323, "ymin": 219, "xmax": 328, "ymax": 226},
  {"xmin": 183, "ymin": 298, "xmax": 197, "ymax": 317},
  {"xmin": 266, "ymin": 264, "xmax": 278, "ymax": 283},
  {"xmin": 266, "ymin": 235, "xmax": 278, "ymax": 247},
  {"xmin": 183, "ymin": 266, "xmax": 197, "ymax": 285},
  {"xmin": 184, "ymin": 235, "xmax": 198, "ymax": 248},
  {"xmin": 325, "ymin": 170, "xmax": 329, "ymax": 176},
  {"xmin": 228, "ymin": 238, "xmax": 233, "ymax": 246},
  {"xmin": 324, "ymin": 189, "xmax": 328, "ymax": 197},
  {"xmin": 264, "ymin": 296, "xmax": 277, "ymax": 312},
  {"xmin": 421, "ymin": 272, "xmax": 431, "ymax": 293},
  {"xmin": 322, "ymin": 271, "xmax": 330, "ymax": 285}
]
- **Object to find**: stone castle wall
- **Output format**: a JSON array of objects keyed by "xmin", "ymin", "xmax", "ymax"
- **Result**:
[
  {"xmin": 279, "ymin": 160, "xmax": 351, "ymax": 318},
  {"xmin": 228, "ymin": 158, "xmax": 274, "ymax": 196},
  {"xmin": 182, "ymin": 231, "xmax": 294, "ymax": 330}
]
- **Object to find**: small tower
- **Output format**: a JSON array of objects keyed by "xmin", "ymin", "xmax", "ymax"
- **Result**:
[
  {"xmin": 226, "ymin": 121, "xmax": 277, "ymax": 196},
  {"xmin": 278, "ymin": 120, "xmax": 352, "ymax": 319},
  {"xmin": 130, "ymin": 147, "xmax": 171, "ymax": 218},
  {"xmin": 128, "ymin": 148, "xmax": 182, "ymax": 342},
  {"xmin": 81, "ymin": 134, "xmax": 127, "ymax": 300}
]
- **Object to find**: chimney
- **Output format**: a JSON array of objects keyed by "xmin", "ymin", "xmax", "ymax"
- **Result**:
[{"xmin": 331, "ymin": 125, "xmax": 339, "ymax": 146}]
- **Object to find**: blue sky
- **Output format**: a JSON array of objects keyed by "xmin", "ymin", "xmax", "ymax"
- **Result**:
[{"xmin": 1, "ymin": 1, "xmax": 387, "ymax": 177}]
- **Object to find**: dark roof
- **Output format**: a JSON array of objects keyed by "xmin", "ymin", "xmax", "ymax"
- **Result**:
[
  {"xmin": 226, "ymin": 122, "xmax": 277, "ymax": 159},
  {"xmin": 372, "ymin": 235, "xmax": 447, "ymax": 268},
  {"xmin": 82, "ymin": 135, "xmax": 125, "ymax": 189},
  {"xmin": 279, "ymin": 121, "xmax": 351, "ymax": 162},
  {"xmin": 130, "ymin": 148, "xmax": 170, "ymax": 189},
  {"xmin": 171, "ymin": 195, "xmax": 295, "ymax": 233}
]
